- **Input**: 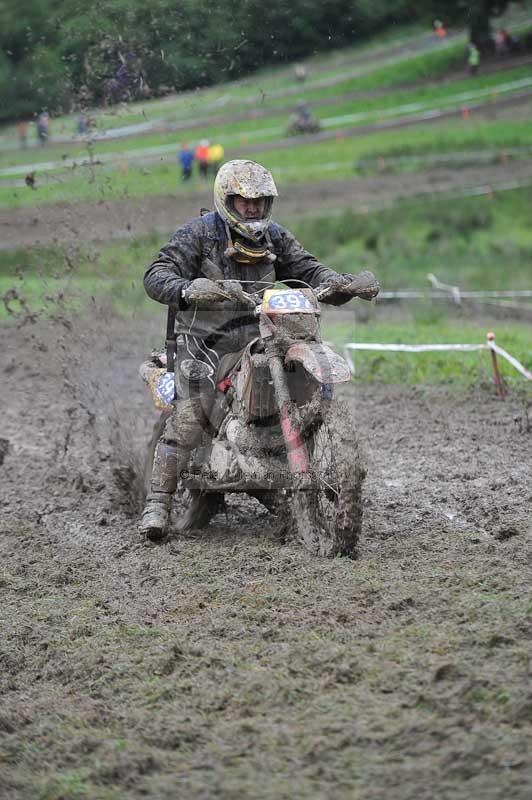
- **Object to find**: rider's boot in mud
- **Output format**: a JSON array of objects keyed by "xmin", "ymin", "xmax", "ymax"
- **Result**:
[
  {"xmin": 140, "ymin": 491, "xmax": 173, "ymax": 542},
  {"xmin": 140, "ymin": 439, "xmax": 182, "ymax": 542}
]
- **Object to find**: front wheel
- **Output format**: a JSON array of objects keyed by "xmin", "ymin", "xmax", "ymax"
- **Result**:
[{"xmin": 291, "ymin": 400, "xmax": 365, "ymax": 558}]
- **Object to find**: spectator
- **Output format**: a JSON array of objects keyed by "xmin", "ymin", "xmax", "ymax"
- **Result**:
[
  {"xmin": 195, "ymin": 139, "xmax": 210, "ymax": 180},
  {"xmin": 294, "ymin": 63, "xmax": 307, "ymax": 82},
  {"xmin": 36, "ymin": 112, "xmax": 50, "ymax": 146},
  {"xmin": 434, "ymin": 19, "xmax": 447, "ymax": 39},
  {"xmin": 16, "ymin": 121, "xmax": 29, "ymax": 149},
  {"xmin": 468, "ymin": 43, "xmax": 480, "ymax": 75},
  {"xmin": 76, "ymin": 112, "xmax": 88, "ymax": 139},
  {"xmin": 177, "ymin": 142, "xmax": 195, "ymax": 181},
  {"xmin": 207, "ymin": 142, "xmax": 224, "ymax": 175},
  {"xmin": 496, "ymin": 29, "xmax": 509, "ymax": 56}
]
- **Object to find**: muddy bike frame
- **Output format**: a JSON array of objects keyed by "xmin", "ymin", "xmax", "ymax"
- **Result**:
[{"xmin": 234, "ymin": 275, "xmax": 378, "ymax": 481}]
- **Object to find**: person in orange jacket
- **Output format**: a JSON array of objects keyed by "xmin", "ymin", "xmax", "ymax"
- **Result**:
[{"xmin": 195, "ymin": 139, "xmax": 210, "ymax": 180}]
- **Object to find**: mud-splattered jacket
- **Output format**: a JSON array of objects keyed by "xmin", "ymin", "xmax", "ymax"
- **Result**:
[{"xmin": 144, "ymin": 211, "xmax": 343, "ymax": 372}]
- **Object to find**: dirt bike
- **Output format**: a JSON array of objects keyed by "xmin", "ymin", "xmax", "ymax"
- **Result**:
[
  {"xmin": 287, "ymin": 116, "xmax": 321, "ymax": 135},
  {"xmin": 142, "ymin": 272, "xmax": 379, "ymax": 557}
]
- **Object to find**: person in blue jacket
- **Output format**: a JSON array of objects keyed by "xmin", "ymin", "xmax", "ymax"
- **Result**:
[{"xmin": 177, "ymin": 143, "xmax": 195, "ymax": 181}]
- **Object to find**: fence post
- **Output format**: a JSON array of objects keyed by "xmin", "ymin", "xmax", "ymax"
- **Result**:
[{"xmin": 487, "ymin": 332, "xmax": 505, "ymax": 400}]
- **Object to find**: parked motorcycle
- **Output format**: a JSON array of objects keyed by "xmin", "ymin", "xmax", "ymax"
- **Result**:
[{"xmin": 142, "ymin": 272, "xmax": 379, "ymax": 557}]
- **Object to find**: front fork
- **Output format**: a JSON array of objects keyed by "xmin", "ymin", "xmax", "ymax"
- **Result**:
[
  {"xmin": 259, "ymin": 309, "xmax": 311, "ymax": 477},
  {"xmin": 267, "ymin": 352, "xmax": 310, "ymax": 477}
]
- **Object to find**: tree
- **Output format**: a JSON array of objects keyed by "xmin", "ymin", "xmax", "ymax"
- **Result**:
[{"xmin": 0, "ymin": 0, "xmax": 422, "ymax": 122}]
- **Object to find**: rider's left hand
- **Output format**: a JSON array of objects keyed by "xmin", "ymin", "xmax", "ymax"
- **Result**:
[
  {"xmin": 322, "ymin": 271, "xmax": 379, "ymax": 304},
  {"xmin": 343, "ymin": 271, "xmax": 380, "ymax": 300}
]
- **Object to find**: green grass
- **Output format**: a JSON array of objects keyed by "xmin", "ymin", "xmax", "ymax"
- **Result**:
[
  {"xmin": 3, "ymin": 114, "xmax": 532, "ymax": 210},
  {"xmin": 5, "ymin": 11, "xmax": 528, "ymax": 140},
  {"xmin": 0, "ymin": 236, "xmax": 158, "ymax": 320},
  {"xmin": 324, "ymin": 314, "xmax": 531, "ymax": 387},
  {"xmin": 292, "ymin": 187, "xmax": 532, "ymax": 291}
]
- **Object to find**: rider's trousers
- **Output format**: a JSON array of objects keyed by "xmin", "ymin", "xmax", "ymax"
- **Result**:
[
  {"xmin": 150, "ymin": 389, "xmax": 215, "ymax": 494},
  {"xmin": 148, "ymin": 336, "xmax": 247, "ymax": 497}
]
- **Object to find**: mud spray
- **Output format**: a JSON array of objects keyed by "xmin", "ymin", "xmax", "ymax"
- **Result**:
[{"xmin": 2, "ymin": 273, "xmax": 162, "ymax": 527}]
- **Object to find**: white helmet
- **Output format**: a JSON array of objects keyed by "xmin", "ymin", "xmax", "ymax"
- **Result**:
[{"xmin": 213, "ymin": 159, "xmax": 278, "ymax": 242}]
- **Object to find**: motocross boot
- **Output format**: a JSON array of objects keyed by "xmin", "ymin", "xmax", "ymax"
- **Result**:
[
  {"xmin": 140, "ymin": 491, "xmax": 173, "ymax": 542},
  {"xmin": 140, "ymin": 439, "xmax": 187, "ymax": 542}
]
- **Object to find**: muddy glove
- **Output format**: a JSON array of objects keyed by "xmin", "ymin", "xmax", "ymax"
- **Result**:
[
  {"xmin": 320, "ymin": 271, "xmax": 379, "ymax": 305},
  {"xmin": 343, "ymin": 271, "xmax": 380, "ymax": 300},
  {"xmin": 219, "ymin": 280, "xmax": 256, "ymax": 307},
  {"xmin": 181, "ymin": 278, "xmax": 235, "ymax": 308}
]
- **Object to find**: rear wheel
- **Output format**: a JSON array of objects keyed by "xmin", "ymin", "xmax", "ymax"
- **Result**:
[{"xmin": 291, "ymin": 400, "xmax": 365, "ymax": 558}]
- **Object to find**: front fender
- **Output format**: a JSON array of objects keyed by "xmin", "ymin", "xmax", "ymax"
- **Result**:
[{"xmin": 284, "ymin": 341, "xmax": 351, "ymax": 384}]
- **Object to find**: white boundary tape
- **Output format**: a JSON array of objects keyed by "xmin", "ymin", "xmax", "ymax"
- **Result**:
[
  {"xmin": 343, "ymin": 335, "xmax": 532, "ymax": 381},
  {"xmin": 377, "ymin": 290, "xmax": 532, "ymax": 299},
  {"xmin": 376, "ymin": 276, "xmax": 532, "ymax": 310},
  {"xmin": 490, "ymin": 341, "xmax": 532, "ymax": 381}
]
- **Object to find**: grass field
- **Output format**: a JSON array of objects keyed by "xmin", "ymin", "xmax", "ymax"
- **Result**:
[
  {"xmin": 1, "ymin": 22, "xmax": 460, "ymax": 140},
  {"xmin": 1, "ymin": 7, "xmax": 531, "ymax": 222},
  {"xmin": 3, "ymin": 114, "xmax": 532, "ymax": 209}
]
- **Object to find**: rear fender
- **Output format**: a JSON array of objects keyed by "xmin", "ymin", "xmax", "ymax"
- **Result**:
[{"xmin": 284, "ymin": 341, "xmax": 351, "ymax": 384}]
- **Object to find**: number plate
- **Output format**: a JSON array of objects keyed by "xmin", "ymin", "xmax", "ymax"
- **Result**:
[
  {"xmin": 156, "ymin": 372, "xmax": 176, "ymax": 405},
  {"xmin": 262, "ymin": 289, "xmax": 317, "ymax": 315}
]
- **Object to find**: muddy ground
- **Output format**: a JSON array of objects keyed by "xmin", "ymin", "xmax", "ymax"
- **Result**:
[{"xmin": 1, "ymin": 309, "xmax": 531, "ymax": 799}]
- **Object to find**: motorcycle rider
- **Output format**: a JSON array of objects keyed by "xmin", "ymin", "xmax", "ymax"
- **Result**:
[{"xmin": 140, "ymin": 159, "xmax": 371, "ymax": 540}]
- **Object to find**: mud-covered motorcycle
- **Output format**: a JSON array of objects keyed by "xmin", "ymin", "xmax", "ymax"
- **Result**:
[{"xmin": 142, "ymin": 272, "xmax": 378, "ymax": 557}]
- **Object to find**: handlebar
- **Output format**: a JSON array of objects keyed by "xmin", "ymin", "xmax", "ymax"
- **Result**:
[{"xmin": 215, "ymin": 271, "xmax": 379, "ymax": 306}]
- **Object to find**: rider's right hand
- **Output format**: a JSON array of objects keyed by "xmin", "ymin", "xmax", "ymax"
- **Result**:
[{"xmin": 181, "ymin": 278, "xmax": 235, "ymax": 308}]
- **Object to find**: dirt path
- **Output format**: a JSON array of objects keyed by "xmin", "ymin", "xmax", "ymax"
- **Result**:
[
  {"xmin": 1, "ymin": 312, "xmax": 531, "ymax": 798},
  {"xmin": 2, "ymin": 159, "xmax": 532, "ymax": 251}
]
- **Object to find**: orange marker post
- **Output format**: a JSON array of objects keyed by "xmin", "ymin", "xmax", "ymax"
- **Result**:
[{"xmin": 487, "ymin": 332, "xmax": 505, "ymax": 400}]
